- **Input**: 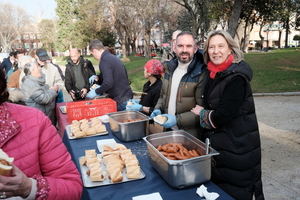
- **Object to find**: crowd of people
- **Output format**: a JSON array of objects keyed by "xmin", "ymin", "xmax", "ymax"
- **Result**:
[{"xmin": 0, "ymin": 29, "xmax": 264, "ymax": 200}]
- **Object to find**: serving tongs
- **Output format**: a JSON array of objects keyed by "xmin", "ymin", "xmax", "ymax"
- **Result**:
[{"xmin": 205, "ymin": 138, "xmax": 210, "ymax": 154}]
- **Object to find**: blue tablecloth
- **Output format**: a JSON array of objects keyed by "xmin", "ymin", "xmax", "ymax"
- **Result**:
[{"xmin": 63, "ymin": 124, "xmax": 234, "ymax": 200}]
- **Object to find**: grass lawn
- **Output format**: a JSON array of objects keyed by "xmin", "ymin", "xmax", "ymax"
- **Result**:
[
  {"xmin": 53, "ymin": 48, "xmax": 300, "ymax": 93},
  {"xmin": 125, "ymin": 48, "xmax": 300, "ymax": 93},
  {"xmin": 245, "ymin": 48, "xmax": 300, "ymax": 93}
]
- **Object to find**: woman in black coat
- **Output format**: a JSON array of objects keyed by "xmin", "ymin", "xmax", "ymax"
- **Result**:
[
  {"xmin": 126, "ymin": 59, "xmax": 164, "ymax": 115},
  {"xmin": 191, "ymin": 30, "xmax": 264, "ymax": 200}
]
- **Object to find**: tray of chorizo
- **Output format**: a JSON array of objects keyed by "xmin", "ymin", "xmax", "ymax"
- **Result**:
[{"xmin": 143, "ymin": 130, "xmax": 219, "ymax": 189}]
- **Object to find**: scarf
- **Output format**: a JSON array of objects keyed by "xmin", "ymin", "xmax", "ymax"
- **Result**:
[
  {"xmin": 207, "ymin": 54, "xmax": 234, "ymax": 79},
  {"xmin": 0, "ymin": 103, "xmax": 20, "ymax": 147}
]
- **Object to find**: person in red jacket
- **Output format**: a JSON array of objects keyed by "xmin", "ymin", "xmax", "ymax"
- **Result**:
[{"xmin": 0, "ymin": 69, "xmax": 82, "ymax": 199}]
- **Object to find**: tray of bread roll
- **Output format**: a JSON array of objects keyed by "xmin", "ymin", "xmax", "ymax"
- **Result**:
[
  {"xmin": 79, "ymin": 144, "xmax": 146, "ymax": 187},
  {"xmin": 66, "ymin": 117, "xmax": 108, "ymax": 139}
]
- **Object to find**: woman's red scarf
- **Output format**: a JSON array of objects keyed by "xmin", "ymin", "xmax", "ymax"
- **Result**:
[{"xmin": 207, "ymin": 54, "xmax": 234, "ymax": 79}]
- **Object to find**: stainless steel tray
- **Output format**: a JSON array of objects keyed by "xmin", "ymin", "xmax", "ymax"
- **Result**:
[
  {"xmin": 143, "ymin": 130, "xmax": 219, "ymax": 189},
  {"xmin": 66, "ymin": 125, "xmax": 108, "ymax": 140},
  {"xmin": 79, "ymin": 155, "xmax": 146, "ymax": 187},
  {"xmin": 108, "ymin": 111, "xmax": 150, "ymax": 141}
]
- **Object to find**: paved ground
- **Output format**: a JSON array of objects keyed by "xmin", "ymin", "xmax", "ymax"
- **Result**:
[{"xmin": 254, "ymin": 96, "xmax": 300, "ymax": 200}]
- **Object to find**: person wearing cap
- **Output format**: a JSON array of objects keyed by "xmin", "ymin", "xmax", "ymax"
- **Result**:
[
  {"xmin": 150, "ymin": 31, "xmax": 208, "ymax": 138},
  {"xmin": 89, "ymin": 39, "xmax": 133, "ymax": 111},
  {"xmin": 65, "ymin": 48, "xmax": 97, "ymax": 101},
  {"xmin": 35, "ymin": 48, "xmax": 64, "ymax": 89},
  {"xmin": 126, "ymin": 59, "xmax": 164, "ymax": 115}
]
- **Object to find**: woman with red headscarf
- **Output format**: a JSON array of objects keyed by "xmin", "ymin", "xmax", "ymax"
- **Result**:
[{"xmin": 126, "ymin": 59, "xmax": 164, "ymax": 115}]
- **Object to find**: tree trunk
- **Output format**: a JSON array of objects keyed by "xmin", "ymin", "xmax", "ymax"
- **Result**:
[
  {"xmin": 125, "ymin": 37, "xmax": 131, "ymax": 56},
  {"xmin": 144, "ymin": 22, "xmax": 151, "ymax": 58},
  {"xmin": 285, "ymin": 17, "xmax": 290, "ymax": 48},
  {"xmin": 227, "ymin": 0, "xmax": 243, "ymax": 38},
  {"xmin": 278, "ymin": 30, "xmax": 282, "ymax": 48},
  {"xmin": 259, "ymin": 23, "xmax": 265, "ymax": 50},
  {"xmin": 130, "ymin": 42, "xmax": 136, "ymax": 55}
]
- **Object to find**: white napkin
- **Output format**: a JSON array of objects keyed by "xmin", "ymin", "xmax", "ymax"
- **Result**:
[
  {"xmin": 196, "ymin": 184, "xmax": 219, "ymax": 200},
  {"xmin": 132, "ymin": 192, "xmax": 163, "ymax": 200},
  {"xmin": 96, "ymin": 138, "xmax": 116, "ymax": 152}
]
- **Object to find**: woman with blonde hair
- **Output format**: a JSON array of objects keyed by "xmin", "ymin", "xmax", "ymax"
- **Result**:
[{"xmin": 191, "ymin": 30, "xmax": 264, "ymax": 200}]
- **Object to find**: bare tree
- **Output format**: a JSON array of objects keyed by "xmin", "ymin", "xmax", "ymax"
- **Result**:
[
  {"xmin": 0, "ymin": 3, "xmax": 30, "ymax": 52},
  {"xmin": 38, "ymin": 19, "xmax": 56, "ymax": 51}
]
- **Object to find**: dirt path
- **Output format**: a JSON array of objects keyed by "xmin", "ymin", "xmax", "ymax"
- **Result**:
[{"xmin": 254, "ymin": 96, "xmax": 300, "ymax": 200}]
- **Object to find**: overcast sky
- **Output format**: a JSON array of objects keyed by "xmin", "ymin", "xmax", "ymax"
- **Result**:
[{"xmin": 2, "ymin": 0, "xmax": 57, "ymax": 20}]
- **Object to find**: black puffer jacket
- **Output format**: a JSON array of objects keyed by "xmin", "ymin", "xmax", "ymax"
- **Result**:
[
  {"xmin": 203, "ymin": 61, "xmax": 264, "ymax": 200},
  {"xmin": 140, "ymin": 79, "xmax": 162, "ymax": 115},
  {"xmin": 64, "ymin": 56, "xmax": 95, "ymax": 93}
]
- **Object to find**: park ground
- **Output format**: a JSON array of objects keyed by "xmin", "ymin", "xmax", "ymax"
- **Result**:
[{"xmin": 255, "ymin": 95, "xmax": 300, "ymax": 200}]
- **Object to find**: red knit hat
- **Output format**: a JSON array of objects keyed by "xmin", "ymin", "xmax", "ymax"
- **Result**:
[{"xmin": 144, "ymin": 59, "xmax": 164, "ymax": 75}]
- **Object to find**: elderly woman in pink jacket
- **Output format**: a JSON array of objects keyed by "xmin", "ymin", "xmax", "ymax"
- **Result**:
[{"xmin": 0, "ymin": 69, "xmax": 82, "ymax": 199}]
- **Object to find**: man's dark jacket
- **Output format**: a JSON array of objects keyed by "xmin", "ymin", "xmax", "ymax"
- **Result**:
[
  {"xmin": 64, "ymin": 56, "xmax": 95, "ymax": 93},
  {"xmin": 95, "ymin": 50, "xmax": 133, "ymax": 104}
]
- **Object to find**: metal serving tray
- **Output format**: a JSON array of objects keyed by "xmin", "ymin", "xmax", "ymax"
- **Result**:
[
  {"xmin": 143, "ymin": 130, "xmax": 219, "ymax": 189},
  {"xmin": 65, "ymin": 125, "xmax": 108, "ymax": 140},
  {"xmin": 108, "ymin": 111, "xmax": 150, "ymax": 142},
  {"xmin": 79, "ymin": 155, "xmax": 146, "ymax": 187}
]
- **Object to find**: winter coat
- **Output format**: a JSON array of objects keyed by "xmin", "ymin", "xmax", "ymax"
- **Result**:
[
  {"xmin": 65, "ymin": 56, "xmax": 96, "ymax": 93},
  {"xmin": 95, "ymin": 50, "xmax": 133, "ymax": 105},
  {"xmin": 21, "ymin": 74, "xmax": 57, "ymax": 124},
  {"xmin": 0, "ymin": 57, "xmax": 13, "ymax": 77},
  {"xmin": 155, "ymin": 50, "xmax": 208, "ymax": 137},
  {"xmin": 7, "ymin": 69, "xmax": 21, "ymax": 88},
  {"xmin": 202, "ymin": 61, "xmax": 264, "ymax": 200},
  {"xmin": 0, "ymin": 103, "xmax": 82, "ymax": 199}
]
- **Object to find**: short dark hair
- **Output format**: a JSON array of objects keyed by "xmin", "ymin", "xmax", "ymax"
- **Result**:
[
  {"xmin": 176, "ymin": 31, "xmax": 195, "ymax": 42},
  {"xmin": 89, "ymin": 40, "xmax": 105, "ymax": 51},
  {"xmin": 9, "ymin": 51, "xmax": 17, "ymax": 58},
  {"xmin": 0, "ymin": 69, "xmax": 9, "ymax": 105}
]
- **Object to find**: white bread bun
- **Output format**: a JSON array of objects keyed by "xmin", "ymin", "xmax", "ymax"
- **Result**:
[
  {"xmin": 0, "ymin": 149, "xmax": 14, "ymax": 176},
  {"xmin": 154, "ymin": 115, "xmax": 168, "ymax": 124},
  {"xmin": 127, "ymin": 101, "xmax": 133, "ymax": 106}
]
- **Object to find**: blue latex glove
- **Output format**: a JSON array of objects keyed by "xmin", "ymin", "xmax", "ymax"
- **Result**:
[
  {"xmin": 150, "ymin": 109, "xmax": 161, "ymax": 119},
  {"xmin": 126, "ymin": 102, "xmax": 142, "ymax": 111},
  {"xmin": 130, "ymin": 99, "xmax": 140, "ymax": 104},
  {"xmin": 161, "ymin": 114, "xmax": 177, "ymax": 128},
  {"xmin": 89, "ymin": 75, "xmax": 98, "ymax": 84},
  {"xmin": 86, "ymin": 89, "xmax": 99, "ymax": 99},
  {"xmin": 90, "ymin": 84, "xmax": 101, "ymax": 90}
]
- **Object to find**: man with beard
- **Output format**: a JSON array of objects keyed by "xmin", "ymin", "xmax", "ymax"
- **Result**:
[
  {"xmin": 65, "ymin": 48, "xmax": 96, "ymax": 100},
  {"xmin": 151, "ymin": 32, "xmax": 207, "ymax": 138}
]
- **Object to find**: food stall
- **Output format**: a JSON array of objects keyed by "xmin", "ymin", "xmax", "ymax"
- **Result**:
[{"xmin": 56, "ymin": 100, "xmax": 234, "ymax": 200}]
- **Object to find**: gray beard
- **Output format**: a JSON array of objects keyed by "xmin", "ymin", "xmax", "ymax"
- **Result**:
[{"xmin": 178, "ymin": 56, "xmax": 193, "ymax": 64}]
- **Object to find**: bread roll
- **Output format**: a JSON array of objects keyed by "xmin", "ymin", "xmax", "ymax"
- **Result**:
[
  {"xmin": 0, "ymin": 149, "xmax": 14, "ymax": 176},
  {"xmin": 154, "ymin": 115, "xmax": 168, "ymax": 124}
]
